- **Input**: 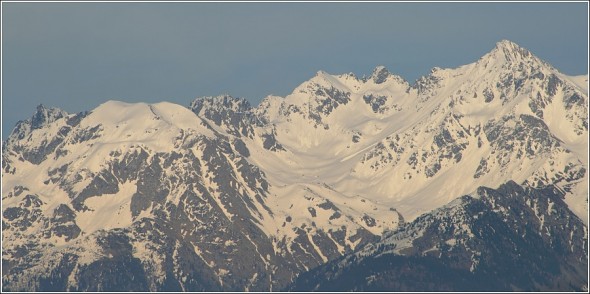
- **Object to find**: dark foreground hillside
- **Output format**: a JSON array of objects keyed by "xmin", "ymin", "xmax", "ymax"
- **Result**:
[{"xmin": 290, "ymin": 181, "xmax": 588, "ymax": 292}]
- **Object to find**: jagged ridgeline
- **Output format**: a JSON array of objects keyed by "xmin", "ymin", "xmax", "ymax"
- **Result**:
[
  {"xmin": 290, "ymin": 182, "xmax": 588, "ymax": 291},
  {"xmin": 2, "ymin": 40, "xmax": 588, "ymax": 291}
]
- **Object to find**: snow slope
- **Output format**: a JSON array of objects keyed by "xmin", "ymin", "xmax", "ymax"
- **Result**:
[{"xmin": 235, "ymin": 40, "xmax": 588, "ymax": 223}]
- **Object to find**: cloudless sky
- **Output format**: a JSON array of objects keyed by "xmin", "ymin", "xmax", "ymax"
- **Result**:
[{"xmin": 2, "ymin": 2, "xmax": 588, "ymax": 137}]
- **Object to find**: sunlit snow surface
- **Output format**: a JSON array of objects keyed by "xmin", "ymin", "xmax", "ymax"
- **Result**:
[{"xmin": 244, "ymin": 40, "xmax": 588, "ymax": 224}]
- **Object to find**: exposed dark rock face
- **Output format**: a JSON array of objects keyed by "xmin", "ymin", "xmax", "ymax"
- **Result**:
[
  {"xmin": 290, "ymin": 181, "xmax": 588, "ymax": 292},
  {"xmin": 2, "ymin": 124, "xmax": 379, "ymax": 292},
  {"xmin": 189, "ymin": 95, "xmax": 259, "ymax": 138}
]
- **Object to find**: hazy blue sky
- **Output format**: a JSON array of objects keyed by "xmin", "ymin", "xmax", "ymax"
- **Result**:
[{"xmin": 2, "ymin": 2, "xmax": 588, "ymax": 137}]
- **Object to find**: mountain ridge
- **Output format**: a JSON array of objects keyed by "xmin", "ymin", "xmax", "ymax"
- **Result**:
[
  {"xmin": 2, "ymin": 40, "xmax": 588, "ymax": 291},
  {"xmin": 290, "ymin": 181, "xmax": 588, "ymax": 291}
]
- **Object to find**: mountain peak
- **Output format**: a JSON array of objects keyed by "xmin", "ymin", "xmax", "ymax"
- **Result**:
[
  {"xmin": 370, "ymin": 65, "xmax": 392, "ymax": 84},
  {"xmin": 483, "ymin": 39, "xmax": 536, "ymax": 65},
  {"xmin": 315, "ymin": 70, "xmax": 329, "ymax": 77},
  {"xmin": 35, "ymin": 103, "xmax": 46, "ymax": 111},
  {"xmin": 30, "ymin": 104, "xmax": 66, "ymax": 130},
  {"xmin": 494, "ymin": 39, "xmax": 521, "ymax": 50},
  {"xmin": 190, "ymin": 94, "xmax": 252, "ymax": 114}
]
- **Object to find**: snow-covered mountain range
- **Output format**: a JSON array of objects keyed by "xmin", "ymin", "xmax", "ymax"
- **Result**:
[{"xmin": 2, "ymin": 40, "xmax": 588, "ymax": 291}]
